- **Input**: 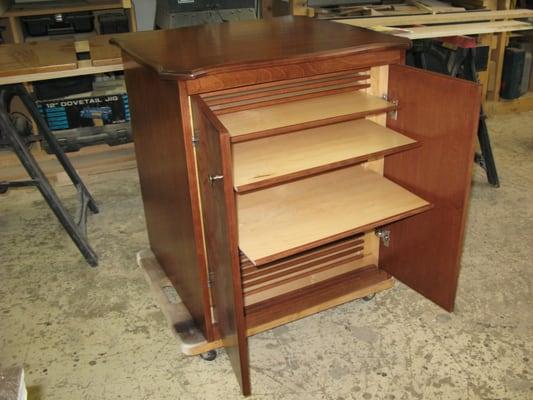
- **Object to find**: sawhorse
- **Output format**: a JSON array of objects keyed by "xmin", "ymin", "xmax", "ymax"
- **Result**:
[{"xmin": 0, "ymin": 84, "xmax": 99, "ymax": 266}]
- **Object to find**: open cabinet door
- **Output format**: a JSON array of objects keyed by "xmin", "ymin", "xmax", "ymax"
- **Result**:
[
  {"xmin": 380, "ymin": 65, "xmax": 481, "ymax": 312},
  {"xmin": 194, "ymin": 98, "xmax": 251, "ymax": 395}
]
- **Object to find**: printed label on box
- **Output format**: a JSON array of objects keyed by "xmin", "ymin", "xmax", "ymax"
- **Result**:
[{"xmin": 38, "ymin": 93, "xmax": 130, "ymax": 131}]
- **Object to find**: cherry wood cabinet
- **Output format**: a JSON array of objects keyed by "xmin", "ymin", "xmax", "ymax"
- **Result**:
[{"xmin": 112, "ymin": 16, "xmax": 481, "ymax": 396}]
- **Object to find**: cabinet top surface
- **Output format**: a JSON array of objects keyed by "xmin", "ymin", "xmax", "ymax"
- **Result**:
[{"xmin": 111, "ymin": 16, "xmax": 410, "ymax": 80}]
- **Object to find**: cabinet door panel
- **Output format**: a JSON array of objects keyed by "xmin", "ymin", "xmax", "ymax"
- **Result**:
[
  {"xmin": 194, "ymin": 98, "xmax": 251, "ymax": 395},
  {"xmin": 381, "ymin": 64, "xmax": 481, "ymax": 311}
]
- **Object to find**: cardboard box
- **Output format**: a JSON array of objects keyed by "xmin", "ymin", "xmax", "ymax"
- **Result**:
[{"xmin": 38, "ymin": 92, "xmax": 130, "ymax": 131}]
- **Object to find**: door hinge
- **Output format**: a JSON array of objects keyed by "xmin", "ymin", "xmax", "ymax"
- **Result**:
[
  {"xmin": 375, "ymin": 228, "xmax": 391, "ymax": 247},
  {"xmin": 207, "ymin": 270, "xmax": 214, "ymax": 288},
  {"xmin": 382, "ymin": 95, "xmax": 399, "ymax": 120},
  {"xmin": 192, "ymin": 130, "xmax": 200, "ymax": 148}
]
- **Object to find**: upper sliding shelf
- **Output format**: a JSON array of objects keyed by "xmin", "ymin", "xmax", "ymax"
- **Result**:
[
  {"xmin": 237, "ymin": 165, "xmax": 432, "ymax": 266},
  {"xmin": 232, "ymin": 118, "xmax": 417, "ymax": 193},
  {"xmin": 217, "ymin": 90, "xmax": 396, "ymax": 142}
]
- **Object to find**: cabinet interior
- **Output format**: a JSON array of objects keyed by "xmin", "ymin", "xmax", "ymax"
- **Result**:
[{"xmin": 194, "ymin": 66, "xmax": 434, "ymax": 328}]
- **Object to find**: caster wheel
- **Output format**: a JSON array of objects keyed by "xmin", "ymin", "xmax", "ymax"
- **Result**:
[
  {"xmin": 199, "ymin": 350, "xmax": 217, "ymax": 361},
  {"xmin": 362, "ymin": 293, "xmax": 376, "ymax": 302}
]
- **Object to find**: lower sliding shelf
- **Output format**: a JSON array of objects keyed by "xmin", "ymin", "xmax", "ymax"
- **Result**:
[{"xmin": 237, "ymin": 164, "xmax": 432, "ymax": 266}]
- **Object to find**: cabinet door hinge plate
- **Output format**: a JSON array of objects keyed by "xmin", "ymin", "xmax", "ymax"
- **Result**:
[
  {"xmin": 192, "ymin": 129, "xmax": 200, "ymax": 148},
  {"xmin": 375, "ymin": 228, "xmax": 391, "ymax": 247},
  {"xmin": 382, "ymin": 95, "xmax": 399, "ymax": 120}
]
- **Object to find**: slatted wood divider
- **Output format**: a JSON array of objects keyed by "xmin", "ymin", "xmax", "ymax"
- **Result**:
[
  {"xmin": 240, "ymin": 234, "xmax": 372, "ymax": 307},
  {"xmin": 200, "ymin": 69, "xmax": 371, "ymax": 115}
]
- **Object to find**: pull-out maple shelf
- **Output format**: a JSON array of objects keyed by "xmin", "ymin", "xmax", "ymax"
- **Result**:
[
  {"xmin": 232, "ymin": 119, "xmax": 418, "ymax": 192},
  {"xmin": 237, "ymin": 165, "xmax": 432, "ymax": 266},
  {"xmin": 217, "ymin": 90, "xmax": 396, "ymax": 142}
]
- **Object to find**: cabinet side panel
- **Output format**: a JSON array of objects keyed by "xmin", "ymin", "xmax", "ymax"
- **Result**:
[
  {"xmin": 381, "ymin": 64, "xmax": 481, "ymax": 312},
  {"xmin": 123, "ymin": 56, "xmax": 209, "ymax": 335}
]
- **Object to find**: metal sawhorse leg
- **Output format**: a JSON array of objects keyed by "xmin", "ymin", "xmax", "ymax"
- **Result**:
[
  {"xmin": 448, "ymin": 43, "xmax": 500, "ymax": 188},
  {"xmin": 0, "ymin": 84, "xmax": 99, "ymax": 266}
]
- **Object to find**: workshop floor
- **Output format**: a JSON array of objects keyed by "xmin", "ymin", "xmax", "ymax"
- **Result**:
[{"xmin": 1, "ymin": 112, "xmax": 532, "ymax": 400}]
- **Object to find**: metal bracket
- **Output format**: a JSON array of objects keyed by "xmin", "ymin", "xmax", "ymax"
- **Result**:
[
  {"xmin": 382, "ymin": 95, "xmax": 399, "ymax": 120},
  {"xmin": 375, "ymin": 228, "xmax": 391, "ymax": 247}
]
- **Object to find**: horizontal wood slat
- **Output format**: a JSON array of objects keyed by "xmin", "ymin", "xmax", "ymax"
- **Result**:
[
  {"xmin": 243, "ymin": 246, "xmax": 364, "ymax": 289},
  {"xmin": 240, "ymin": 235, "xmax": 364, "ymax": 276},
  {"xmin": 213, "ymin": 84, "xmax": 371, "ymax": 114},
  {"xmin": 200, "ymin": 69, "xmax": 368, "ymax": 99},
  {"xmin": 244, "ymin": 264, "xmax": 389, "ymax": 312}
]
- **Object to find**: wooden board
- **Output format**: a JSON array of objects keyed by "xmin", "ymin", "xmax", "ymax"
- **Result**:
[
  {"xmin": 233, "ymin": 118, "xmax": 417, "ymax": 192},
  {"xmin": 237, "ymin": 164, "xmax": 432, "ymax": 266},
  {"xmin": 0, "ymin": 40, "xmax": 77, "ymax": 78},
  {"xmin": 195, "ymin": 98, "xmax": 251, "ymax": 396},
  {"xmin": 89, "ymin": 35, "xmax": 124, "ymax": 67},
  {"xmin": 335, "ymin": 9, "xmax": 533, "ymax": 28},
  {"xmin": 137, "ymin": 250, "xmax": 214, "ymax": 356},
  {"xmin": 381, "ymin": 64, "xmax": 481, "ymax": 312},
  {"xmin": 218, "ymin": 91, "xmax": 395, "ymax": 141},
  {"xmin": 2, "ymin": 0, "xmax": 129, "ymax": 17},
  {"xmin": 394, "ymin": 20, "xmax": 533, "ymax": 40}
]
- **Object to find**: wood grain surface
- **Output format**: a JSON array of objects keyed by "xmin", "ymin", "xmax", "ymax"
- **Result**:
[
  {"xmin": 233, "ymin": 118, "xmax": 417, "ymax": 192},
  {"xmin": 380, "ymin": 65, "xmax": 481, "ymax": 312},
  {"xmin": 237, "ymin": 164, "xmax": 432, "ymax": 266},
  {"xmin": 123, "ymin": 57, "xmax": 212, "ymax": 338},
  {"xmin": 0, "ymin": 40, "xmax": 77, "ymax": 77},
  {"xmin": 218, "ymin": 90, "xmax": 395, "ymax": 140},
  {"xmin": 111, "ymin": 16, "xmax": 410, "ymax": 79},
  {"xmin": 195, "ymin": 98, "xmax": 251, "ymax": 396}
]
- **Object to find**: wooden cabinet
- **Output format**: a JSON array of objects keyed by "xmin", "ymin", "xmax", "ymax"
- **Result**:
[{"xmin": 113, "ymin": 16, "xmax": 481, "ymax": 396}]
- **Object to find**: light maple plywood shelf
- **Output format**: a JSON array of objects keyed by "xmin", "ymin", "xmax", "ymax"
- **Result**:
[
  {"xmin": 232, "ymin": 118, "xmax": 418, "ymax": 192},
  {"xmin": 218, "ymin": 90, "xmax": 396, "ymax": 142},
  {"xmin": 237, "ymin": 164, "xmax": 432, "ymax": 266}
]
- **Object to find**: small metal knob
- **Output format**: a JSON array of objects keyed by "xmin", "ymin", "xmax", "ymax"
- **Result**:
[{"xmin": 209, "ymin": 175, "xmax": 224, "ymax": 185}]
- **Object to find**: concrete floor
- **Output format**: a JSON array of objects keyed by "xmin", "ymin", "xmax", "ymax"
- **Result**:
[{"xmin": 0, "ymin": 112, "xmax": 532, "ymax": 400}]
